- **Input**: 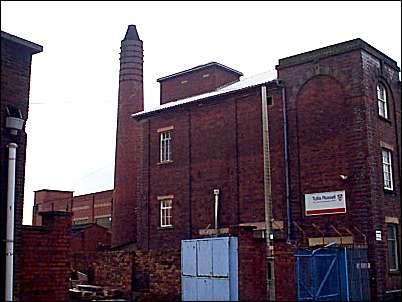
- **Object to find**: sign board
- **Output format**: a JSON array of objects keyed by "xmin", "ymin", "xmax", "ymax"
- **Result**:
[
  {"xmin": 305, "ymin": 190, "xmax": 346, "ymax": 216},
  {"xmin": 375, "ymin": 230, "xmax": 382, "ymax": 241}
]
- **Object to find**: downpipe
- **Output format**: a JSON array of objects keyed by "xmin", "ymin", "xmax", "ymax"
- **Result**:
[
  {"xmin": 277, "ymin": 80, "xmax": 292, "ymax": 242},
  {"xmin": 261, "ymin": 85, "xmax": 275, "ymax": 301},
  {"xmin": 213, "ymin": 189, "xmax": 219, "ymax": 230},
  {"xmin": 5, "ymin": 142, "xmax": 18, "ymax": 302}
]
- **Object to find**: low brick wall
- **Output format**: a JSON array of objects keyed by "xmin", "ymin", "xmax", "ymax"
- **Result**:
[
  {"xmin": 274, "ymin": 241, "xmax": 296, "ymax": 301},
  {"xmin": 19, "ymin": 212, "xmax": 71, "ymax": 301},
  {"xmin": 71, "ymin": 248, "xmax": 181, "ymax": 301},
  {"xmin": 71, "ymin": 229, "xmax": 296, "ymax": 301},
  {"xmin": 134, "ymin": 249, "xmax": 181, "ymax": 301},
  {"xmin": 72, "ymin": 251, "xmax": 132, "ymax": 292},
  {"xmin": 232, "ymin": 227, "xmax": 267, "ymax": 301}
]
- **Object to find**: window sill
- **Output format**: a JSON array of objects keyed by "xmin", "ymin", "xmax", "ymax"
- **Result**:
[
  {"xmin": 388, "ymin": 270, "xmax": 400, "ymax": 276},
  {"xmin": 157, "ymin": 160, "xmax": 173, "ymax": 165},
  {"xmin": 379, "ymin": 115, "xmax": 392, "ymax": 124},
  {"xmin": 384, "ymin": 188, "xmax": 395, "ymax": 195},
  {"xmin": 158, "ymin": 225, "xmax": 174, "ymax": 230}
]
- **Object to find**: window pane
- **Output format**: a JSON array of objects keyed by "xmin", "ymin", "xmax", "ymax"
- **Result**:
[
  {"xmin": 387, "ymin": 225, "xmax": 399, "ymax": 271},
  {"xmin": 377, "ymin": 84, "xmax": 388, "ymax": 118},
  {"xmin": 382, "ymin": 149, "xmax": 393, "ymax": 190},
  {"xmin": 160, "ymin": 131, "xmax": 172, "ymax": 162},
  {"xmin": 160, "ymin": 199, "xmax": 173, "ymax": 227}
]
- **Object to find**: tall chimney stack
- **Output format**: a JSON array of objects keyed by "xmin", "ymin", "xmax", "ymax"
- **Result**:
[{"xmin": 112, "ymin": 25, "xmax": 144, "ymax": 247}]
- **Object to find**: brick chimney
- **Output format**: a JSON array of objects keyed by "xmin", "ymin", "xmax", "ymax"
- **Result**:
[{"xmin": 112, "ymin": 25, "xmax": 143, "ymax": 247}]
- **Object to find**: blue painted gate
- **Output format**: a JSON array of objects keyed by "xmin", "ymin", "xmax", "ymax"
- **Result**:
[
  {"xmin": 181, "ymin": 237, "xmax": 238, "ymax": 301},
  {"xmin": 295, "ymin": 246, "xmax": 370, "ymax": 301}
]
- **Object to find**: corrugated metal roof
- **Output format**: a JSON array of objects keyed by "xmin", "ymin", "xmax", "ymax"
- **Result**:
[{"xmin": 133, "ymin": 69, "xmax": 277, "ymax": 118}]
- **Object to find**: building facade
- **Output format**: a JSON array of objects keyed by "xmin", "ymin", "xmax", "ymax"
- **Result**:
[
  {"xmin": 1, "ymin": 31, "xmax": 43, "ymax": 300},
  {"xmin": 33, "ymin": 189, "xmax": 113, "ymax": 229},
  {"xmin": 113, "ymin": 25, "xmax": 401, "ymax": 300}
]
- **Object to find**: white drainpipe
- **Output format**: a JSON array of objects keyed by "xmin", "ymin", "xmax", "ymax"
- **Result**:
[
  {"xmin": 5, "ymin": 142, "xmax": 18, "ymax": 302},
  {"xmin": 213, "ymin": 189, "xmax": 220, "ymax": 230}
]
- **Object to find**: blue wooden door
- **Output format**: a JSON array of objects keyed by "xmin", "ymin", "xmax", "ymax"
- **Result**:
[{"xmin": 181, "ymin": 237, "xmax": 238, "ymax": 301}]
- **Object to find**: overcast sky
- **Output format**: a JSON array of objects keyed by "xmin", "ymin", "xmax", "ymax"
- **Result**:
[{"xmin": 1, "ymin": 1, "xmax": 401, "ymax": 225}]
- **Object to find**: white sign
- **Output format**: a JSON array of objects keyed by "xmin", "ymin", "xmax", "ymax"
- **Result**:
[
  {"xmin": 375, "ymin": 230, "xmax": 382, "ymax": 241},
  {"xmin": 305, "ymin": 190, "xmax": 346, "ymax": 216}
]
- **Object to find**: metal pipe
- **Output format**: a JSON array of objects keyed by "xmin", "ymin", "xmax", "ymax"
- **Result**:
[
  {"xmin": 277, "ymin": 80, "xmax": 292, "ymax": 243},
  {"xmin": 213, "ymin": 189, "xmax": 219, "ymax": 230},
  {"xmin": 5, "ymin": 142, "xmax": 18, "ymax": 302},
  {"xmin": 261, "ymin": 85, "xmax": 275, "ymax": 301}
]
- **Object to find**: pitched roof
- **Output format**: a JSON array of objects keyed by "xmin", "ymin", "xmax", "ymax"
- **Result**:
[
  {"xmin": 156, "ymin": 62, "xmax": 243, "ymax": 82},
  {"xmin": 71, "ymin": 223, "xmax": 109, "ymax": 235},
  {"xmin": 133, "ymin": 69, "xmax": 277, "ymax": 119}
]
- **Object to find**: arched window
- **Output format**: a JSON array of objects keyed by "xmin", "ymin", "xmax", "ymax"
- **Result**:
[{"xmin": 377, "ymin": 83, "xmax": 388, "ymax": 119}]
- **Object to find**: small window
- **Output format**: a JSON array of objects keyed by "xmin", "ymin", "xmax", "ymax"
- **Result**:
[
  {"xmin": 95, "ymin": 217, "xmax": 112, "ymax": 229},
  {"xmin": 267, "ymin": 96, "xmax": 273, "ymax": 106},
  {"xmin": 382, "ymin": 149, "xmax": 393, "ymax": 191},
  {"xmin": 377, "ymin": 84, "xmax": 388, "ymax": 119},
  {"xmin": 387, "ymin": 224, "xmax": 399, "ymax": 271},
  {"xmin": 160, "ymin": 131, "xmax": 172, "ymax": 163},
  {"xmin": 73, "ymin": 218, "xmax": 89, "ymax": 225},
  {"xmin": 160, "ymin": 199, "xmax": 172, "ymax": 227}
]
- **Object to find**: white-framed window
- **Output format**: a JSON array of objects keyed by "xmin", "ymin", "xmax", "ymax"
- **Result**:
[
  {"xmin": 160, "ymin": 198, "xmax": 172, "ymax": 227},
  {"xmin": 160, "ymin": 131, "xmax": 172, "ymax": 163},
  {"xmin": 382, "ymin": 148, "xmax": 393, "ymax": 190},
  {"xmin": 377, "ymin": 84, "xmax": 388, "ymax": 119},
  {"xmin": 387, "ymin": 224, "xmax": 399, "ymax": 271}
]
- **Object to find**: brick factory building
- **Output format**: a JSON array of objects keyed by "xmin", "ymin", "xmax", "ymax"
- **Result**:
[
  {"xmin": 111, "ymin": 25, "xmax": 401, "ymax": 300},
  {"xmin": 32, "ymin": 189, "xmax": 113, "ymax": 229}
]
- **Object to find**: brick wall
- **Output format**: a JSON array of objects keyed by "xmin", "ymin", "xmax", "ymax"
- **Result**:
[
  {"xmin": 274, "ymin": 242, "xmax": 296, "ymax": 301},
  {"xmin": 159, "ymin": 64, "xmax": 241, "ymax": 104},
  {"xmin": 136, "ymin": 84, "xmax": 286, "ymax": 251},
  {"xmin": 19, "ymin": 211, "xmax": 71, "ymax": 301},
  {"xmin": 71, "ymin": 224, "xmax": 111, "ymax": 253},
  {"xmin": 72, "ymin": 251, "xmax": 132, "ymax": 292},
  {"xmin": 134, "ymin": 249, "xmax": 181, "ymax": 301},
  {"xmin": 71, "ymin": 248, "xmax": 181, "ymax": 301},
  {"xmin": 1, "ymin": 32, "xmax": 42, "ymax": 300},
  {"xmin": 277, "ymin": 39, "xmax": 401, "ymax": 300}
]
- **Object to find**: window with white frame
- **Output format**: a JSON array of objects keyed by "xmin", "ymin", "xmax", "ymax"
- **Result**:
[
  {"xmin": 387, "ymin": 224, "xmax": 399, "ymax": 271},
  {"xmin": 382, "ymin": 148, "xmax": 393, "ymax": 190},
  {"xmin": 377, "ymin": 84, "xmax": 388, "ymax": 119},
  {"xmin": 160, "ymin": 131, "xmax": 172, "ymax": 163},
  {"xmin": 160, "ymin": 198, "xmax": 172, "ymax": 227}
]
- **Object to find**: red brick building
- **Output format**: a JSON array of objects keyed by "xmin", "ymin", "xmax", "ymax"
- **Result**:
[
  {"xmin": 113, "ymin": 25, "xmax": 400, "ymax": 300},
  {"xmin": 71, "ymin": 223, "xmax": 111, "ymax": 253},
  {"xmin": 32, "ymin": 189, "xmax": 113, "ymax": 229},
  {"xmin": 1, "ymin": 31, "xmax": 72, "ymax": 301}
]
